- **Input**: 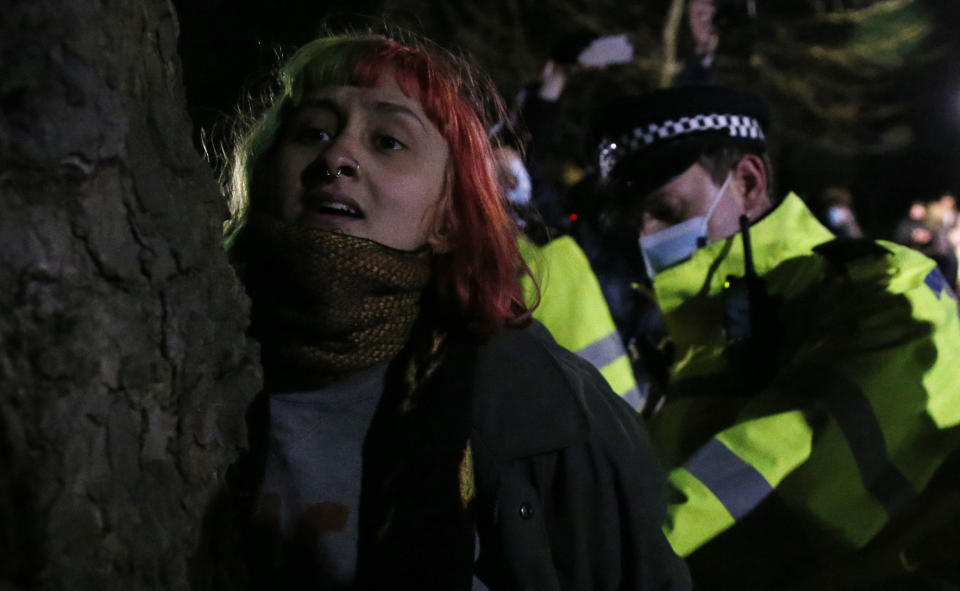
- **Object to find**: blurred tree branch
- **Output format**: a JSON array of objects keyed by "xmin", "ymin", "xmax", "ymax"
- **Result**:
[{"xmin": 661, "ymin": 0, "xmax": 687, "ymax": 87}]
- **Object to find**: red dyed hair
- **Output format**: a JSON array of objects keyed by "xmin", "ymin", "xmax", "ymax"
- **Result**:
[
  {"xmin": 233, "ymin": 34, "xmax": 532, "ymax": 333},
  {"xmin": 357, "ymin": 40, "xmax": 531, "ymax": 332}
]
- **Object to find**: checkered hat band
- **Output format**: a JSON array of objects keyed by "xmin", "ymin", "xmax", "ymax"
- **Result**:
[{"xmin": 598, "ymin": 113, "xmax": 765, "ymax": 178}]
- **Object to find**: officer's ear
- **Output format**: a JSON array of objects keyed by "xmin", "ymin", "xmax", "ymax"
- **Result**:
[{"xmin": 733, "ymin": 154, "xmax": 771, "ymax": 219}]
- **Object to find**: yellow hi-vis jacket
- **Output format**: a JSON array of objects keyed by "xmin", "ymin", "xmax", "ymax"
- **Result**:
[
  {"xmin": 649, "ymin": 194, "xmax": 960, "ymax": 576},
  {"xmin": 518, "ymin": 234, "xmax": 644, "ymax": 410}
]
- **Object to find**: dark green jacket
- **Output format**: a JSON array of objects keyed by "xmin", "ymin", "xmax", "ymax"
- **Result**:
[
  {"xmin": 358, "ymin": 320, "xmax": 690, "ymax": 589},
  {"xmin": 198, "ymin": 322, "xmax": 689, "ymax": 590},
  {"xmin": 468, "ymin": 322, "xmax": 689, "ymax": 590}
]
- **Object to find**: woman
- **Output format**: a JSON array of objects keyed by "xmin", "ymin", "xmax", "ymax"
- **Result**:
[{"xmin": 219, "ymin": 32, "xmax": 688, "ymax": 590}]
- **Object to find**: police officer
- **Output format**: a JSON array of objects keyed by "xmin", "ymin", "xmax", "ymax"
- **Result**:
[
  {"xmin": 592, "ymin": 86, "xmax": 960, "ymax": 589},
  {"xmin": 495, "ymin": 143, "xmax": 645, "ymax": 409}
]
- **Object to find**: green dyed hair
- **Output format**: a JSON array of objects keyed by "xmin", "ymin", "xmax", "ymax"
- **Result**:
[{"xmin": 224, "ymin": 35, "xmax": 385, "ymax": 246}]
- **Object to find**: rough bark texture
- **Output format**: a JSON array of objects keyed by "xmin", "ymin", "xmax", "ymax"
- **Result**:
[{"xmin": 0, "ymin": 1, "xmax": 261, "ymax": 589}]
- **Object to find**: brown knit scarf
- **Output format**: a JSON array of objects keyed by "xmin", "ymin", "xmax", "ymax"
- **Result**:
[{"xmin": 238, "ymin": 214, "xmax": 433, "ymax": 391}]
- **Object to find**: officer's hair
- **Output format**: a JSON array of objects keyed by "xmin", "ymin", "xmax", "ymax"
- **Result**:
[{"xmin": 697, "ymin": 145, "xmax": 778, "ymax": 203}]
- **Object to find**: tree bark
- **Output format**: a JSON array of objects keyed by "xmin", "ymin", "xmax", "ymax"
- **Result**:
[{"xmin": 0, "ymin": 1, "xmax": 260, "ymax": 589}]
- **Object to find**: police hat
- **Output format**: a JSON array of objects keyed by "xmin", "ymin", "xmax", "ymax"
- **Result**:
[{"xmin": 592, "ymin": 86, "xmax": 769, "ymax": 197}]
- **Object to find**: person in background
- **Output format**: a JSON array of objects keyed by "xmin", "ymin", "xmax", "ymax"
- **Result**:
[
  {"xmin": 929, "ymin": 193, "xmax": 960, "ymax": 287},
  {"xmin": 494, "ymin": 33, "xmax": 647, "ymax": 408},
  {"xmin": 929, "ymin": 192, "xmax": 958, "ymax": 231},
  {"xmin": 813, "ymin": 185, "xmax": 863, "ymax": 238},
  {"xmin": 591, "ymin": 85, "xmax": 960, "ymax": 590},
  {"xmin": 201, "ymin": 32, "xmax": 689, "ymax": 590},
  {"xmin": 893, "ymin": 200, "xmax": 931, "ymax": 248},
  {"xmin": 894, "ymin": 199, "xmax": 958, "ymax": 288},
  {"xmin": 494, "ymin": 142, "xmax": 645, "ymax": 410},
  {"xmin": 500, "ymin": 46, "xmax": 576, "ymax": 231},
  {"xmin": 674, "ymin": 0, "xmax": 721, "ymax": 86},
  {"xmin": 944, "ymin": 194, "xmax": 960, "ymax": 289},
  {"xmin": 566, "ymin": 172, "xmax": 673, "ymax": 416},
  {"xmin": 503, "ymin": 30, "xmax": 634, "ymax": 230}
]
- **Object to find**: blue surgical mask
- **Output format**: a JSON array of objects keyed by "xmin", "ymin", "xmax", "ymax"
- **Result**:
[{"xmin": 639, "ymin": 173, "xmax": 733, "ymax": 278}]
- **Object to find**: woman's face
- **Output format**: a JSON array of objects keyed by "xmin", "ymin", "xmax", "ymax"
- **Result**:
[{"xmin": 264, "ymin": 72, "xmax": 451, "ymax": 251}]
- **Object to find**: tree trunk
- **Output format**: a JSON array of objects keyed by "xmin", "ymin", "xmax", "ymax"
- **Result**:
[{"xmin": 0, "ymin": 1, "xmax": 260, "ymax": 589}]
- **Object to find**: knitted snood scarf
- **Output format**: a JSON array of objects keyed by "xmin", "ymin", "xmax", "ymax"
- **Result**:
[{"xmin": 240, "ymin": 213, "xmax": 433, "ymax": 391}]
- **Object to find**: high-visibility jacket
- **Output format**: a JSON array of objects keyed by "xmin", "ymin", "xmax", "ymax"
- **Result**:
[
  {"xmin": 518, "ymin": 234, "xmax": 644, "ymax": 410},
  {"xmin": 649, "ymin": 194, "xmax": 960, "ymax": 583}
]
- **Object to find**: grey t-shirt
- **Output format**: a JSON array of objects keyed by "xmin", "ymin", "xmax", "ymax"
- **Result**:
[{"xmin": 259, "ymin": 361, "xmax": 388, "ymax": 588}]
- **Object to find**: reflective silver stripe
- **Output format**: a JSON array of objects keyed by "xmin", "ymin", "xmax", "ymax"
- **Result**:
[
  {"xmin": 683, "ymin": 437, "xmax": 774, "ymax": 520},
  {"xmin": 621, "ymin": 384, "xmax": 648, "ymax": 413},
  {"xmin": 817, "ymin": 369, "xmax": 916, "ymax": 516},
  {"xmin": 576, "ymin": 331, "xmax": 626, "ymax": 370}
]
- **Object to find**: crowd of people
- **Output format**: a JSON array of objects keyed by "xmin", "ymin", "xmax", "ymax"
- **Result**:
[
  {"xmin": 893, "ymin": 193, "xmax": 960, "ymax": 289},
  {"xmin": 201, "ymin": 7, "xmax": 960, "ymax": 590}
]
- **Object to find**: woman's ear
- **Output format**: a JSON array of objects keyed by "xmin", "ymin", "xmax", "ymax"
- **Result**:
[
  {"xmin": 734, "ymin": 153, "xmax": 771, "ymax": 219},
  {"xmin": 426, "ymin": 216, "xmax": 452, "ymax": 253},
  {"xmin": 424, "ymin": 164, "xmax": 455, "ymax": 253}
]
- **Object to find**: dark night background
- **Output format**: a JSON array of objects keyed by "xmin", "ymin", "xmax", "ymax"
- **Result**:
[{"xmin": 174, "ymin": 0, "xmax": 960, "ymax": 238}]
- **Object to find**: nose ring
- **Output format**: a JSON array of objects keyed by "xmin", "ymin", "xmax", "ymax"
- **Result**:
[{"xmin": 325, "ymin": 161, "xmax": 359, "ymax": 178}]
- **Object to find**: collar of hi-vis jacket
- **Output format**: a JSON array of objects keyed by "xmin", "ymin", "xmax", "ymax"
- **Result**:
[{"xmin": 652, "ymin": 192, "xmax": 835, "ymax": 378}]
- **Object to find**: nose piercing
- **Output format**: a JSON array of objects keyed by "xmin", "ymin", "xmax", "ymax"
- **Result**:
[{"xmin": 324, "ymin": 161, "xmax": 359, "ymax": 178}]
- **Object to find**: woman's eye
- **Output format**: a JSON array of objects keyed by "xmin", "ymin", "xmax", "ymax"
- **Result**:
[
  {"xmin": 294, "ymin": 127, "xmax": 331, "ymax": 143},
  {"xmin": 376, "ymin": 135, "xmax": 405, "ymax": 151}
]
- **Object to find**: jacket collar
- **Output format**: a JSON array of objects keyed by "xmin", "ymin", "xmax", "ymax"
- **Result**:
[
  {"xmin": 652, "ymin": 193, "xmax": 832, "ymax": 314},
  {"xmin": 650, "ymin": 193, "xmax": 834, "ymax": 373}
]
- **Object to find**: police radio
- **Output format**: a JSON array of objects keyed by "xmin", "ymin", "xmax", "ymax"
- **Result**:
[{"xmin": 723, "ymin": 215, "xmax": 779, "ymax": 384}]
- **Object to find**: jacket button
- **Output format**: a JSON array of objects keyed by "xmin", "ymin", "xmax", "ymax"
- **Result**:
[{"xmin": 518, "ymin": 502, "xmax": 534, "ymax": 520}]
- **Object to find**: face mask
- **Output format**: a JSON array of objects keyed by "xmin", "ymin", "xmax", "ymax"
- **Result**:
[
  {"xmin": 826, "ymin": 206, "xmax": 851, "ymax": 227},
  {"xmin": 639, "ymin": 173, "xmax": 733, "ymax": 278},
  {"xmin": 504, "ymin": 155, "xmax": 532, "ymax": 206}
]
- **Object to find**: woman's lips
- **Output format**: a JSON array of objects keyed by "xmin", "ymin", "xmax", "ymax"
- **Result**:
[
  {"xmin": 313, "ymin": 201, "xmax": 364, "ymax": 218},
  {"xmin": 302, "ymin": 191, "xmax": 365, "ymax": 219}
]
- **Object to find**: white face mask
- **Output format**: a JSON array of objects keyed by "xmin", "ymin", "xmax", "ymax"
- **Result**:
[
  {"xmin": 504, "ymin": 154, "xmax": 533, "ymax": 206},
  {"xmin": 639, "ymin": 173, "xmax": 733, "ymax": 278}
]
